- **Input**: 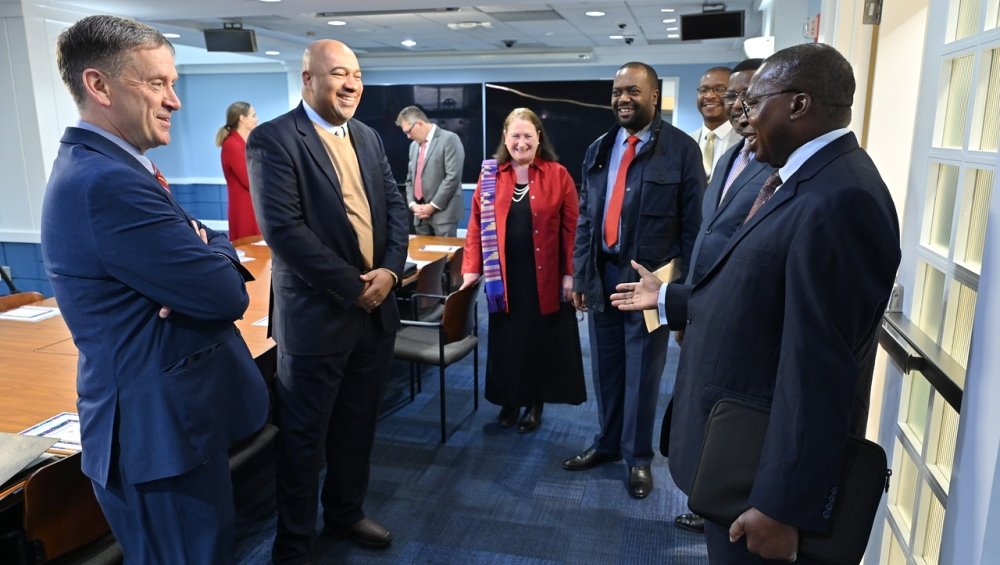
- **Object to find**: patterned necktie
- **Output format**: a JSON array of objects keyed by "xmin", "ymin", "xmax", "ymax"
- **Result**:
[
  {"xmin": 702, "ymin": 131, "xmax": 716, "ymax": 176},
  {"xmin": 719, "ymin": 144, "xmax": 753, "ymax": 204},
  {"xmin": 414, "ymin": 141, "xmax": 428, "ymax": 201},
  {"xmin": 604, "ymin": 135, "xmax": 640, "ymax": 248},
  {"xmin": 744, "ymin": 171, "xmax": 782, "ymax": 222},
  {"xmin": 152, "ymin": 163, "xmax": 170, "ymax": 193}
]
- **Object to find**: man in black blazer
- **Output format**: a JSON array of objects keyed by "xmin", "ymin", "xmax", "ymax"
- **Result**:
[
  {"xmin": 612, "ymin": 44, "xmax": 900, "ymax": 563},
  {"xmin": 246, "ymin": 39, "xmax": 408, "ymax": 563},
  {"xmin": 567, "ymin": 62, "xmax": 704, "ymax": 499},
  {"xmin": 666, "ymin": 58, "xmax": 774, "ymax": 535}
]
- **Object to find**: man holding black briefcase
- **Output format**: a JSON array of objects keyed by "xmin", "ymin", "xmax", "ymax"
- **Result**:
[{"xmin": 611, "ymin": 43, "xmax": 900, "ymax": 564}]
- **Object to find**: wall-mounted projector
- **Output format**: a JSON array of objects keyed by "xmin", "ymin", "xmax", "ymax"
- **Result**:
[{"xmin": 204, "ymin": 23, "xmax": 257, "ymax": 53}]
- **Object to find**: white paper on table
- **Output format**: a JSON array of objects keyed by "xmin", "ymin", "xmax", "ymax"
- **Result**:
[
  {"xmin": 252, "ymin": 316, "xmax": 269, "ymax": 327},
  {"xmin": 252, "ymin": 240, "xmax": 268, "ymax": 246},
  {"xmin": 420, "ymin": 244, "xmax": 461, "ymax": 253},
  {"xmin": 0, "ymin": 306, "xmax": 61, "ymax": 322},
  {"xmin": 239, "ymin": 256, "xmax": 256, "ymax": 263},
  {"xmin": 405, "ymin": 257, "xmax": 432, "ymax": 270},
  {"xmin": 20, "ymin": 412, "xmax": 82, "ymax": 453}
]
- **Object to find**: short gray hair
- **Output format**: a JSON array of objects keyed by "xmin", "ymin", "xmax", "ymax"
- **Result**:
[
  {"xmin": 395, "ymin": 105, "xmax": 428, "ymax": 127},
  {"xmin": 57, "ymin": 15, "xmax": 172, "ymax": 108}
]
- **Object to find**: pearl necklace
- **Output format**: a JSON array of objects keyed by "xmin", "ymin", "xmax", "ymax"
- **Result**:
[{"xmin": 512, "ymin": 183, "xmax": 530, "ymax": 203}]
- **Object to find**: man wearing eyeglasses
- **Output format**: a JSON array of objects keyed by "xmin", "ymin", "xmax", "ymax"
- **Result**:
[
  {"xmin": 690, "ymin": 66, "xmax": 743, "ymax": 179},
  {"xmin": 663, "ymin": 58, "xmax": 775, "ymax": 536},
  {"xmin": 612, "ymin": 44, "xmax": 900, "ymax": 563},
  {"xmin": 395, "ymin": 105, "xmax": 466, "ymax": 237}
]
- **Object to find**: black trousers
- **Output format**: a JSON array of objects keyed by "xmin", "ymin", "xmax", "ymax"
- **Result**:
[{"xmin": 270, "ymin": 314, "xmax": 393, "ymax": 564}]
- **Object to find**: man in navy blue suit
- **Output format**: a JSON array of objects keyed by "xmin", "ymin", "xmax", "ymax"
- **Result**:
[
  {"xmin": 662, "ymin": 58, "xmax": 775, "ymax": 535},
  {"xmin": 247, "ymin": 39, "xmax": 408, "ymax": 564},
  {"xmin": 41, "ymin": 15, "xmax": 269, "ymax": 564},
  {"xmin": 613, "ymin": 44, "xmax": 900, "ymax": 563}
]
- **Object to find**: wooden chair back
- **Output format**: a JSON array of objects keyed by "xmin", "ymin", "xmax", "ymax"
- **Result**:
[
  {"xmin": 440, "ymin": 278, "xmax": 481, "ymax": 345},
  {"xmin": 446, "ymin": 247, "xmax": 464, "ymax": 292},
  {"xmin": 22, "ymin": 453, "xmax": 111, "ymax": 561},
  {"xmin": 0, "ymin": 291, "xmax": 45, "ymax": 312},
  {"xmin": 413, "ymin": 256, "xmax": 447, "ymax": 320}
]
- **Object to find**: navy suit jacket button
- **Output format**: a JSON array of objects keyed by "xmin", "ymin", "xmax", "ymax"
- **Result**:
[{"xmin": 686, "ymin": 315, "xmax": 692, "ymax": 325}]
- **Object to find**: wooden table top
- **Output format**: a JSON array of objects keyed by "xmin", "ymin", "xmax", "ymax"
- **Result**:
[{"xmin": 0, "ymin": 235, "xmax": 465, "ymax": 433}]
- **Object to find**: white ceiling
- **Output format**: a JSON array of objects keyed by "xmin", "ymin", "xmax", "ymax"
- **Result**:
[{"xmin": 37, "ymin": 0, "xmax": 762, "ymax": 68}]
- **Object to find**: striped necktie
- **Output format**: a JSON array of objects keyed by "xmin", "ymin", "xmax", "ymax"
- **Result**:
[
  {"xmin": 744, "ymin": 171, "xmax": 782, "ymax": 223},
  {"xmin": 152, "ymin": 164, "xmax": 170, "ymax": 193},
  {"xmin": 719, "ymin": 144, "xmax": 753, "ymax": 204}
]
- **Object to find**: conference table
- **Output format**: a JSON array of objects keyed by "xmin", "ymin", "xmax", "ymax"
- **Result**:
[{"xmin": 0, "ymin": 234, "xmax": 465, "ymax": 436}]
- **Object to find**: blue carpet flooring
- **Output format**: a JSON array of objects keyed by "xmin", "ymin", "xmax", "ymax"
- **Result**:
[{"xmin": 235, "ymin": 306, "xmax": 709, "ymax": 564}]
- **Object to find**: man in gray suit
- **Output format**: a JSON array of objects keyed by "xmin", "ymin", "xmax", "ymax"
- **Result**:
[{"xmin": 396, "ymin": 106, "xmax": 466, "ymax": 236}]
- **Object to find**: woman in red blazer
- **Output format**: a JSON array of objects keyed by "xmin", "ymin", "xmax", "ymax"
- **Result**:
[
  {"xmin": 216, "ymin": 101, "xmax": 260, "ymax": 242},
  {"xmin": 462, "ymin": 107, "xmax": 585, "ymax": 433}
]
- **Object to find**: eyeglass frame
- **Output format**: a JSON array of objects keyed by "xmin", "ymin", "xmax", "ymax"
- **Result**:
[
  {"xmin": 737, "ymin": 89, "xmax": 803, "ymax": 121},
  {"xmin": 403, "ymin": 121, "xmax": 418, "ymax": 135},
  {"xmin": 696, "ymin": 85, "xmax": 729, "ymax": 96}
]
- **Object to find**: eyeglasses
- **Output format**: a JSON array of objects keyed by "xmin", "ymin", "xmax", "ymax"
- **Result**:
[
  {"xmin": 404, "ymin": 121, "xmax": 417, "ymax": 135},
  {"xmin": 738, "ymin": 89, "xmax": 802, "ymax": 121},
  {"xmin": 722, "ymin": 90, "xmax": 745, "ymax": 104},
  {"xmin": 696, "ymin": 85, "xmax": 728, "ymax": 96}
]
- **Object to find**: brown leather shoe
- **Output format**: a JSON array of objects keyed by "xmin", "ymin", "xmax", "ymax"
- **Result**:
[
  {"xmin": 628, "ymin": 465, "xmax": 653, "ymax": 499},
  {"xmin": 327, "ymin": 517, "xmax": 392, "ymax": 549},
  {"xmin": 562, "ymin": 447, "xmax": 622, "ymax": 470}
]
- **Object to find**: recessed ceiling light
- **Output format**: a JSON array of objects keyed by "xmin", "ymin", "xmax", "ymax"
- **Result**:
[
  {"xmin": 585, "ymin": 11, "xmax": 605, "ymax": 17},
  {"xmin": 660, "ymin": 8, "xmax": 676, "ymax": 13},
  {"xmin": 662, "ymin": 18, "xmax": 677, "ymax": 23},
  {"xmin": 401, "ymin": 39, "xmax": 417, "ymax": 47},
  {"xmin": 259, "ymin": 0, "xmax": 281, "ymax": 3},
  {"xmin": 666, "ymin": 27, "xmax": 679, "ymax": 31},
  {"xmin": 163, "ymin": 32, "xmax": 180, "ymax": 39},
  {"xmin": 667, "ymin": 33, "xmax": 680, "ymax": 39},
  {"xmin": 327, "ymin": 20, "xmax": 347, "ymax": 26},
  {"xmin": 609, "ymin": 34, "xmax": 624, "ymax": 40},
  {"xmin": 265, "ymin": 50, "xmax": 280, "ymax": 55}
]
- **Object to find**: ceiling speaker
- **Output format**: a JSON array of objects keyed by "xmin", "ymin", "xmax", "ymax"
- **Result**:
[
  {"xmin": 203, "ymin": 28, "xmax": 257, "ymax": 53},
  {"xmin": 681, "ymin": 11, "xmax": 745, "ymax": 41}
]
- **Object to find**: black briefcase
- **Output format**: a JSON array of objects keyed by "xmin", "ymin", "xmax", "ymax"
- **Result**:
[{"xmin": 688, "ymin": 398, "xmax": 891, "ymax": 565}]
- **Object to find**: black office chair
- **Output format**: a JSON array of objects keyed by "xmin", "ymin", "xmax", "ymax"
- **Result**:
[{"xmin": 392, "ymin": 279, "xmax": 481, "ymax": 443}]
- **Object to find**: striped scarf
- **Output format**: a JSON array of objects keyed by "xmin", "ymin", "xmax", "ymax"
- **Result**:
[{"xmin": 478, "ymin": 159, "xmax": 506, "ymax": 313}]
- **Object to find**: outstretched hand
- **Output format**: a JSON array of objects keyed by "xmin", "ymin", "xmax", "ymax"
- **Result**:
[{"xmin": 609, "ymin": 260, "xmax": 663, "ymax": 311}]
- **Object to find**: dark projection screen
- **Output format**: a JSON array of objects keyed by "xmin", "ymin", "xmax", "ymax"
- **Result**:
[
  {"xmin": 355, "ymin": 84, "xmax": 484, "ymax": 186},
  {"xmin": 484, "ymin": 81, "xmax": 618, "ymax": 187}
]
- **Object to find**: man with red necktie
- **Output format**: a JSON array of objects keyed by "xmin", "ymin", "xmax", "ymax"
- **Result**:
[{"xmin": 567, "ymin": 61, "xmax": 704, "ymax": 499}]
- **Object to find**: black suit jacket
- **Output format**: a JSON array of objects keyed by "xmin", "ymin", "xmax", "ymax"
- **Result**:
[
  {"xmin": 668, "ymin": 132, "xmax": 900, "ymax": 533},
  {"xmin": 246, "ymin": 104, "xmax": 409, "ymax": 355},
  {"xmin": 663, "ymin": 139, "xmax": 774, "ymax": 328}
]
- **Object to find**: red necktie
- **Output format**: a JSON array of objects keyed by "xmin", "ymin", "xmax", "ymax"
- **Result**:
[
  {"xmin": 413, "ymin": 141, "xmax": 428, "ymax": 201},
  {"xmin": 152, "ymin": 163, "xmax": 171, "ymax": 193},
  {"xmin": 604, "ymin": 135, "xmax": 640, "ymax": 248},
  {"xmin": 744, "ymin": 171, "xmax": 782, "ymax": 222}
]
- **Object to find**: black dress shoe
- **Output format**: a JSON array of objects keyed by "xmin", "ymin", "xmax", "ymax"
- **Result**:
[
  {"xmin": 327, "ymin": 517, "xmax": 392, "ymax": 549},
  {"xmin": 628, "ymin": 465, "xmax": 653, "ymax": 499},
  {"xmin": 498, "ymin": 406, "xmax": 519, "ymax": 428},
  {"xmin": 674, "ymin": 512, "xmax": 705, "ymax": 532},
  {"xmin": 516, "ymin": 404, "xmax": 542, "ymax": 434},
  {"xmin": 562, "ymin": 447, "xmax": 622, "ymax": 471}
]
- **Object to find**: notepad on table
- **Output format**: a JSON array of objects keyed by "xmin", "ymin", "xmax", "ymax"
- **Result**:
[
  {"xmin": 20, "ymin": 412, "xmax": 82, "ymax": 454},
  {"xmin": 0, "ymin": 306, "xmax": 61, "ymax": 323},
  {"xmin": 420, "ymin": 244, "xmax": 461, "ymax": 253}
]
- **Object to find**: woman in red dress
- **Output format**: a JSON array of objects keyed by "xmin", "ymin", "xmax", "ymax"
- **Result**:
[{"xmin": 216, "ymin": 101, "xmax": 260, "ymax": 241}]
